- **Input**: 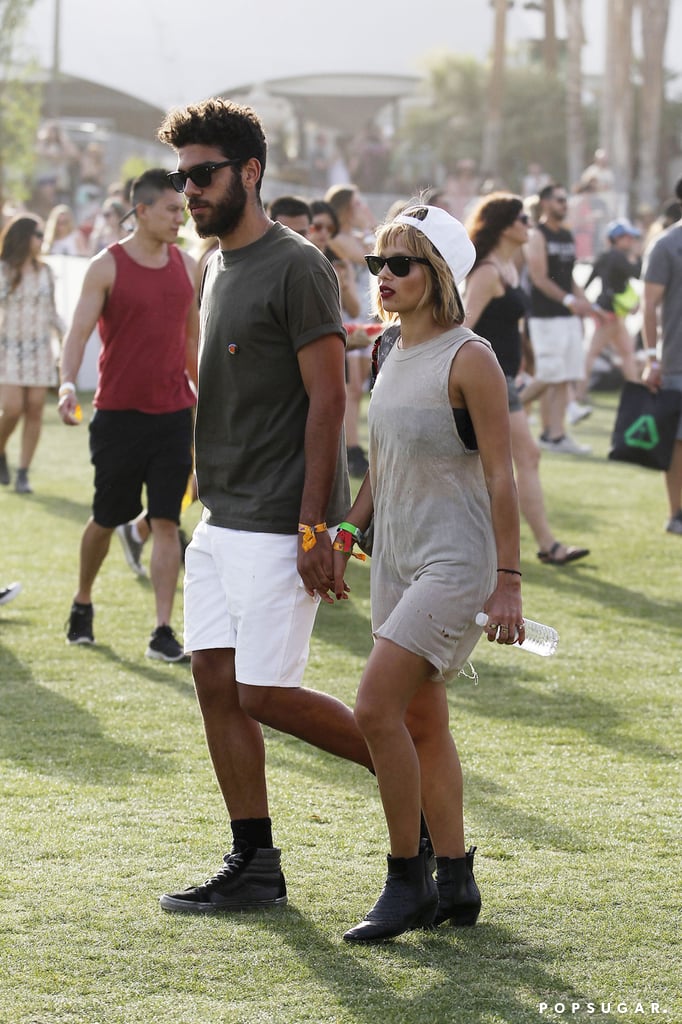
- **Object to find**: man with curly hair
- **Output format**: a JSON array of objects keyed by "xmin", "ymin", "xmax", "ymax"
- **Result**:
[{"xmin": 156, "ymin": 98, "xmax": 372, "ymax": 914}]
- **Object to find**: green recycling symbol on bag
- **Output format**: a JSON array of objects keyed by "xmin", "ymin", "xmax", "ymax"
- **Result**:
[{"xmin": 624, "ymin": 415, "xmax": 659, "ymax": 450}]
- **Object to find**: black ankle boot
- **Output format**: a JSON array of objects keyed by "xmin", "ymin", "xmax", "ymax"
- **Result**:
[
  {"xmin": 419, "ymin": 813, "xmax": 436, "ymax": 875},
  {"xmin": 343, "ymin": 848, "xmax": 438, "ymax": 943},
  {"xmin": 434, "ymin": 846, "xmax": 481, "ymax": 927}
]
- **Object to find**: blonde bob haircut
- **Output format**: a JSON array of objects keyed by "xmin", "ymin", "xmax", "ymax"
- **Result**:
[{"xmin": 371, "ymin": 218, "xmax": 465, "ymax": 328}]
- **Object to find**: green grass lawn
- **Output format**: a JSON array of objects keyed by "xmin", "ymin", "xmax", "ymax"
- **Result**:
[{"xmin": 0, "ymin": 392, "xmax": 679, "ymax": 1024}]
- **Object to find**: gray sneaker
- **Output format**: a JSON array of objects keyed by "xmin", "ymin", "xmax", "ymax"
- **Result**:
[
  {"xmin": 116, "ymin": 523, "xmax": 147, "ymax": 577},
  {"xmin": 665, "ymin": 512, "xmax": 682, "ymax": 535},
  {"xmin": 14, "ymin": 468, "xmax": 32, "ymax": 493},
  {"xmin": 0, "ymin": 453, "xmax": 9, "ymax": 486}
]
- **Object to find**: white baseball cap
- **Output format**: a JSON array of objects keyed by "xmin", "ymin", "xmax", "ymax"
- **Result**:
[{"xmin": 393, "ymin": 205, "xmax": 476, "ymax": 287}]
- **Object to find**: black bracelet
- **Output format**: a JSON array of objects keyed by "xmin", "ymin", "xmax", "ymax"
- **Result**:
[{"xmin": 497, "ymin": 568, "xmax": 522, "ymax": 577}]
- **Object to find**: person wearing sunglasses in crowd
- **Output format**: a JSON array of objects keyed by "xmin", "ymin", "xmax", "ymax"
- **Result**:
[
  {"xmin": 0, "ymin": 215, "xmax": 63, "ymax": 493},
  {"xmin": 333, "ymin": 205, "xmax": 522, "ymax": 942},
  {"xmin": 308, "ymin": 198, "xmax": 379, "ymax": 361},
  {"xmin": 58, "ymin": 168, "xmax": 199, "ymax": 662},
  {"xmin": 155, "ymin": 98, "xmax": 375, "ymax": 916},
  {"xmin": 464, "ymin": 193, "xmax": 590, "ymax": 567}
]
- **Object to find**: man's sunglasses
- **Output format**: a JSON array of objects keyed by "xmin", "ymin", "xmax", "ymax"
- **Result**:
[
  {"xmin": 364, "ymin": 254, "xmax": 430, "ymax": 277},
  {"xmin": 167, "ymin": 159, "xmax": 241, "ymax": 193}
]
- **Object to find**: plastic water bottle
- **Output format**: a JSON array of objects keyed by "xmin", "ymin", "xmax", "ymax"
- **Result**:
[{"xmin": 475, "ymin": 612, "xmax": 559, "ymax": 657}]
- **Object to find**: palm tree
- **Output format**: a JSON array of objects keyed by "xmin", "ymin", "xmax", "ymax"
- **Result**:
[
  {"xmin": 637, "ymin": 0, "xmax": 671, "ymax": 208},
  {"xmin": 600, "ymin": 0, "xmax": 635, "ymax": 209},
  {"xmin": 564, "ymin": 0, "xmax": 585, "ymax": 188},
  {"xmin": 481, "ymin": 0, "xmax": 508, "ymax": 180}
]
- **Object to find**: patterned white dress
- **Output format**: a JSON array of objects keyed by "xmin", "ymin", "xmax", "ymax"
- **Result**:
[{"xmin": 0, "ymin": 262, "xmax": 61, "ymax": 387}]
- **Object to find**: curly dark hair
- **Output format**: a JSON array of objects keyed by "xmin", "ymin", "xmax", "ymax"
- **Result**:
[
  {"xmin": 157, "ymin": 98, "xmax": 267, "ymax": 196},
  {"xmin": 465, "ymin": 192, "xmax": 524, "ymax": 265},
  {"xmin": 0, "ymin": 214, "xmax": 43, "ymax": 290}
]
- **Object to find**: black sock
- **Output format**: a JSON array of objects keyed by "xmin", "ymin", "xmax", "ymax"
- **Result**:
[{"xmin": 231, "ymin": 817, "xmax": 273, "ymax": 850}]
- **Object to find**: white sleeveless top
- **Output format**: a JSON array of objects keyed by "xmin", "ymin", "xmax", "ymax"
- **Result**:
[{"xmin": 368, "ymin": 325, "xmax": 497, "ymax": 678}]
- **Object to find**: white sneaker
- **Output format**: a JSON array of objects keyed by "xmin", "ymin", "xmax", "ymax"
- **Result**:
[
  {"xmin": 568, "ymin": 401, "xmax": 592, "ymax": 425},
  {"xmin": 543, "ymin": 434, "xmax": 592, "ymax": 455},
  {"xmin": 0, "ymin": 581, "xmax": 21, "ymax": 606}
]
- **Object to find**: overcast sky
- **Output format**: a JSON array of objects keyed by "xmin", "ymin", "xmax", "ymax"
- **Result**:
[{"xmin": 20, "ymin": 0, "xmax": 682, "ymax": 113}]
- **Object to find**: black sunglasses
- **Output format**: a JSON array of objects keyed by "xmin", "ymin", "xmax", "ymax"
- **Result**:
[
  {"xmin": 365, "ymin": 254, "xmax": 430, "ymax": 277},
  {"xmin": 167, "ymin": 159, "xmax": 241, "ymax": 193}
]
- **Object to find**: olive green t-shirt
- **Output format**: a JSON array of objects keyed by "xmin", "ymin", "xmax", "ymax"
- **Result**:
[{"xmin": 196, "ymin": 222, "xmax": 350, "ymax": 532}]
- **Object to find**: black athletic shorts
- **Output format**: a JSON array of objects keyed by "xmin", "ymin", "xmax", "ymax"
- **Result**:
[{"xmin": 89, "ymin": 407, "xmax": 193, "ymax": 528}]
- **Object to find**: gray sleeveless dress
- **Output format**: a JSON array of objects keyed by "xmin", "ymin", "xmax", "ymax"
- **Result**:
[{"xmin": 368, "ymin": 326, "xmax": 497, "ymax": 679}]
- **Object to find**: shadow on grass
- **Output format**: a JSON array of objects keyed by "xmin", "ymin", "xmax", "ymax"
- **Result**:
[
  {"xmin": 454, "ymin": 657, "xmax": 676, "ymax": 764},
  {"xmin": 82, "ymin": 640, "xmax": 195, "ymax": 699},
  {"xmin": 0, "ymin": 643, "xmax": 177, "ymax": 782},
  {"xmin": 465, "ymin": 769, "xmax": 578, "ymax": 852},
  {"xmin": 252, "ymin": 906, "xmax": 581, "ymax": 1023},
  {"xmin": 522, "ymin": 557, "xmax": 681, "ymax": 634},
  {"xmin": 20, "ymin": 491, "xmax": 92, "ymax": 525}
]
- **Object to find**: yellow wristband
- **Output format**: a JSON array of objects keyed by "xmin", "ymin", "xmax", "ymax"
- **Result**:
[{"xmin": 298, "ymin": 522, "xmax": 327, "ymax": 552}]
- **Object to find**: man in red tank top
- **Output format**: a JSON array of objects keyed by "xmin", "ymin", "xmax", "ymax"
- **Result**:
[{"xmin": 58, "ymin": 169, "xmax": 200, "ymax": 661}]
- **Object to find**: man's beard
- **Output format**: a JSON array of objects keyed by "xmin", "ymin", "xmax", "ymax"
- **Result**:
[{"xmin": 193, "ymin": 174, "xmax": 248, "ymax": 238}]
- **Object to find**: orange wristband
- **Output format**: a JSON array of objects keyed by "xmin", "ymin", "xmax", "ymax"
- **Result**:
[{"xmin": 298, "ymin": 522, "xmax": 327, "ymax": 552}]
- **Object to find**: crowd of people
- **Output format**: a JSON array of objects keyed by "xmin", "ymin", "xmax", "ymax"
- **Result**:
[{"xmin": 2, "ymin": 98, "xmax": 682, "ymax": 942}]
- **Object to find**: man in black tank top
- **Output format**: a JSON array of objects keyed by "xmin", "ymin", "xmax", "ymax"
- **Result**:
[{"xmin": 525, "ymin": 184, "xmax": 601, "ymax": 454}]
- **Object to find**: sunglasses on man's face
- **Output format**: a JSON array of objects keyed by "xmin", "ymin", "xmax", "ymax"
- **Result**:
[
  {"xmin": 167, "ymin": 159, "xmax": 241, "ymax": 193},
  {"xmin": 365, "ymin": 254, "xmax": 430, "ymax": 277}
]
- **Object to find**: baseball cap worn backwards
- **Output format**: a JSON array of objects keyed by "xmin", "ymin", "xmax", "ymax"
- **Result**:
[
  {"xmin": 607, "ymin": 218, "xmax": 641, "ymax": 241},
  {"xmin": 394, "ymin": 205, "xmax": 476, "ymax": 287}
]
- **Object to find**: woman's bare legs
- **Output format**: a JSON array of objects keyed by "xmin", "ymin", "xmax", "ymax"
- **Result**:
[{"xmin": 354, "ymin": 637, "xmax": 464, "ymax": 859}]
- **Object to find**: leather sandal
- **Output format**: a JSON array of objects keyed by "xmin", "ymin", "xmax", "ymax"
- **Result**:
[{"xmin": 537, "ymin": 541, "xmax": 589, "ymax": 565}]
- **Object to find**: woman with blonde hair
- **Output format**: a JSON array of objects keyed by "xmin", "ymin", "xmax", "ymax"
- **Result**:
[
  {"xmin": 0, "ymin": 215, "xmax": 63, "ymax": 492},
  {"xmin": 334, "ymin": 205, "xmax": 522, "ymax": 942},
  {"xmin": 42, "ymin": 204, "xmax": 89, "ymax": 256}
]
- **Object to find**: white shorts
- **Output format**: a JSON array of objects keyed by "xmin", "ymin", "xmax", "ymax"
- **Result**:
[
  {"xmin": 528, "ymin": 316, "xmax": 585, "ymax": 383},
  {"xmin": 183, "ymin": 520, "xmax": 322, "ymax": 687}
]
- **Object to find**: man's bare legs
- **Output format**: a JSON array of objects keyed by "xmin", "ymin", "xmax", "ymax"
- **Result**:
[
  {"xmin": 540, "ymin": 382, "xmax": 570, "ymax": 440},
  {"xmin": 148, "ymin": 517, "xmax": 181, "ymax": 627},
  {"xmin": 74, "ymin": 519, "xmax": 114, "ymax": 604},
  {"xmin": 191, "ymin": 649, "xmax": 270, "ymax": 819},
  {"xmin": 191, "ymin": 648, "xmax": 373, "ymax": 821}
]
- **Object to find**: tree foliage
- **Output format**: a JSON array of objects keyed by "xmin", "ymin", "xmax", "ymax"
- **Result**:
[
  {"xmin": 397, "ymin": 54, "xmax": 598, "ymax": 193},
  {"xmin": 0, "ymin": 0, "xmax": 42, "ymax": 211}
]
